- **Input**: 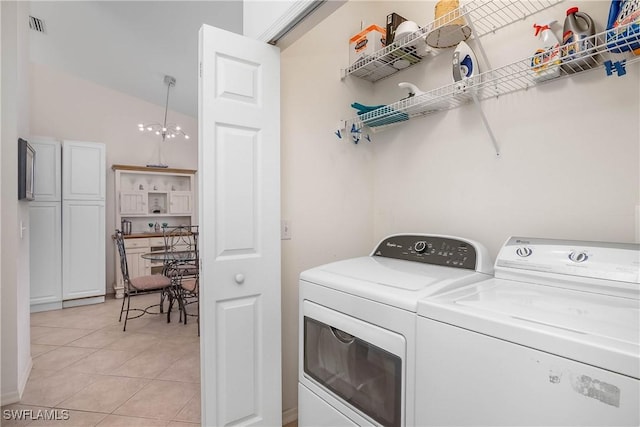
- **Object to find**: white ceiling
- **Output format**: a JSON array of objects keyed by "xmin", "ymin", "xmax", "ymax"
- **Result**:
[{"xmin": 29, "ymin": 1, "xmax": 244, "ymax": 118}]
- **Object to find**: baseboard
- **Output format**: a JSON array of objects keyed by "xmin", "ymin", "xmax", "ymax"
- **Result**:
[
  {"xmin": 62, "ymin": 296, "xmax": 105, "ymax": 308},
  {"xmin": 1, "ymin": 357, "xmax": 33, "ymax": 406},
  {"xmin": 30, "ymin": 301, "xmax": 63, "ymax": 313},
  {"xmin": 1, "ymin": 390, "xmax": 21, "ymax": 407},
  {"xmin": 282, "ymin": 407, "xmax": 298, "ymax": 425},
  {"xmin": 19, "ymin": 357, "xmax": 33, "ymax": 399}
]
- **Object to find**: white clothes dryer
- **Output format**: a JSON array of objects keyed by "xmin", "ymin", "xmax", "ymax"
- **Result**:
[
  {"xmin": 298, "ymin": 234, "xmax": 493, "ymax": 427},
  {"xmin": 415, "ymin": 236, "xmax": 640, "ymax": 426}
]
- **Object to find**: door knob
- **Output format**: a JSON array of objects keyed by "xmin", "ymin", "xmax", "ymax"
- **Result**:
[{"xmin": 234, "ymin": 274, "xmax": 245, "ymax": 284}]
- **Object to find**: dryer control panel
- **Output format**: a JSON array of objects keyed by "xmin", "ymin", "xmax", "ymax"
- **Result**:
[{"xmin": 372, "ymin": 234, "xmax": 478, "ymax": 270}]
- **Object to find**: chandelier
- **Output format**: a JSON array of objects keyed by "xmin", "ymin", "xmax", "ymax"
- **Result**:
[{"xmin": 138, "ymin": 75, "xmax": 189, "ymax": 142}]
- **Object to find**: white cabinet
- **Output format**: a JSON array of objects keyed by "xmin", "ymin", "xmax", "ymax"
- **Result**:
[
  {"xmin": 169, "ymin": 191, "xmax": 192, "ymax": 214},
  {"xmin": 31, "ymin": 138, "xmax": 61, "ymax": 202},
  {"xmin": 112, "ymin": 165, "xmax": 196, "ymax": 298},
  {"xmin": 125, "ymin": 246, "xmax": 151, "ymax": 279},
  {"xmin": 30, "ymin": 138, "xmax": 63, "ymax": 312},
  {"xmin": 29, "ymin": 202, "xmax": 62, "ymax": 312},
  {"xmin": 62, "ymin": 140, "xmax": 106, "ymax": 200},
  {"xmin": 113, "ymin": 164, "xmax": 196, "ymax": 223},
  {"xmin": 120, "ymin": 191, "xmax": 148, "ymax": 215},
  {"xmin": 62, "ymin": 200, "xmax": 106, "ymax": 300},
  {"xmin": 29, "ymin": 139, "xmax": 106, "ymax": 312}
]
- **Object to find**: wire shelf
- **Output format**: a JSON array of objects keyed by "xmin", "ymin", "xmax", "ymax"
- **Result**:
[
  {"xmin": 345, "ymin": 21, "xmax": 640, "ymax": 133},
  {"xmin": 342, "ymin": 0, "xmax": 563, "ymax": 82}
]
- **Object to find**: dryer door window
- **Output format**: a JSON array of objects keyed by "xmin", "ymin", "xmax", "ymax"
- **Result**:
[{"xmin": 304, "ymin": 316, "xmax": 402, "ymax": 427}]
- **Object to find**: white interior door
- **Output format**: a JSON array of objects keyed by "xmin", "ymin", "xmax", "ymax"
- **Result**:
[{"xmin": 199, "ymin": 24, "xmax": 281, "ymax": 427}]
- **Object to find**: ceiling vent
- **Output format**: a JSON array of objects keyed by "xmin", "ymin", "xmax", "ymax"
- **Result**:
[{"xmin": 29, "ymin": 16, "xmax": 46, "ymax": 33}]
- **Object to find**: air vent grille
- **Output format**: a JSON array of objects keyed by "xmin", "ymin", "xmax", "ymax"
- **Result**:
[{"xmin": 29, "ymin": 16, "xmax": 46, "ymax": 33}]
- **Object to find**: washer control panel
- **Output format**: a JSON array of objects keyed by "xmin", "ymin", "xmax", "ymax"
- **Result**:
[
  {"xmin": 372, "ymin": 235, "xmax": 478, "ymax": 270},
  {"xmin": 497, "ymin": 236, "xmax": 640, "ymax": 284}
]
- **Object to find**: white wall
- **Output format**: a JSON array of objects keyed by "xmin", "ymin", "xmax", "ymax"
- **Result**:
[
  {"xmin": 279, "ymin": 0, "xmax": 387, "ymax": 416},
  {"xmin": 29, "ymin": 63, "xmax": 198, "ymax": 295},
  {"xmin": 280, "ymin": 0, "xmax": 640, "ymax": 416},
  {"xmin": 370, "ymin": 1, "xmax": 639, "ymax": 256},
  {"xmin": 1, "ymin": 0, "xmax": 33, "ymax": 405}
]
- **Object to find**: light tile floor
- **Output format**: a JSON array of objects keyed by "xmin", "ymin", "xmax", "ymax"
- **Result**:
[{"xmin": 2, "ymin": 294, "xmax": 201, "ymax": 427}]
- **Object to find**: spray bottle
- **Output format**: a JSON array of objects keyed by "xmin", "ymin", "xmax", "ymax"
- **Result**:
[{"xmin": 531, "ymin": 19, "xmax": 561, "ymax": 82}]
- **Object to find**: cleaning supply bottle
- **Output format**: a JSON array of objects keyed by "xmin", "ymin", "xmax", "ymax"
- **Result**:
[
  {"xmin": 561, "ymin": 7, "xmax": 596, "ymax": 73},
  {"xmin": 606, "ymin": 0, "xmax": 640, "ymax": 54},
  {"xmin": 531, "ymin": 19, "xmax": 561, "ymax": 82}
]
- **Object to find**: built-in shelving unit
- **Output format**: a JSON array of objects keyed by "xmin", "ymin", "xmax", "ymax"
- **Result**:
[
  {"xmin": 112, "ymin": 164, "xmax": 197, "ymax": 298},
  {"xmin": 113, "ymin": 164, "xmax": 195, "ymax": 229},
  {"xmin": 342, "ymin": 0, "xmax": 562, "ymax": 82}
]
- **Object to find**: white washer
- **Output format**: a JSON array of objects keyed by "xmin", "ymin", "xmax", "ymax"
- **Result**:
[
  {"xmin": 416, "ymin": 236, "xmax": 640, "ymax": 426},
  {"xmin": 298, "ymin": 234, "xmax": 493, "ymax": 427}
]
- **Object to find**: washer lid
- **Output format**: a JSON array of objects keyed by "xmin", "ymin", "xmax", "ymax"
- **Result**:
[
  {"xmin": 418, "ymin": 278, "xmax": 640, "ymax": 379},
  {"xmin": 300, "ymin": 256, "xmax": 491, "ymax": 312}
]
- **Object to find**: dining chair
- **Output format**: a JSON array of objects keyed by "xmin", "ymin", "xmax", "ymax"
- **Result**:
[
  {"xmin": 162, "ymin": 225, "xmax": 199, "ymax": 333},
  {"xmin": 174, "ymin": 268, "xmax": 200, "ymax": 335},
  {"xmin": 114, "ymin": 229, "xmax": 174, "ymax": 331},
  {"xmin": 162, "ymin": 225, "xmax": 199, "ymax": 278}
]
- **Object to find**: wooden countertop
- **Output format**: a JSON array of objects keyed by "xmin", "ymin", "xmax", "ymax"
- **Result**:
[
  {"xmin": 112, "ymin": 164, "xmax": 197, "ymax": 174},
  {"xmin": 111, "ymin": 232, "xmax": 166, "ymax": 239}
]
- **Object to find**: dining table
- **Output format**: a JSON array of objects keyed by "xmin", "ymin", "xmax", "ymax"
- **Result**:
[{"xmin": 140, "ymin": 250, "xmax": 197, "ymax": 263}]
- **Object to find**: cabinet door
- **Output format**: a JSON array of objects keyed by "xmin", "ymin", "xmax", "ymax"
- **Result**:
[
  {"xmin": 120, "ymin": 191, "xmax": 148, "ymax": 215},
  {"xmin": 169, "ymin": 191, "xmax": 192, "ymax": 214},
  {"xmin": 126, "ymin": 247, "xmax": 150, "ymax": 278},
  {"xmin": 62, "ymin": 200, "xmax": 105, "ymax": 300},
  {"xmin": 29, "ymin": 202, "xmax": 62, "ymax": 307},
  {"xmin": 30, "ymin": 139, "xmax": 61, "ymax": 202},
  {"xmin": 62, "ymin": 140, "xmax": 106, "ymax": 200}
]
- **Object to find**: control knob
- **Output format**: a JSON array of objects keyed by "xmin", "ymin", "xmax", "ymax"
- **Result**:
[
  {"xmin": 414, "ymin": 241, "xmax": 428, "ymax": 254},
  {"xmin": 516, "ymin": 247, "xmax": 533, "ymax": 257},
  {"xmin": 568, "ymin": 251, "xmax": 588, "ymax": 263}
]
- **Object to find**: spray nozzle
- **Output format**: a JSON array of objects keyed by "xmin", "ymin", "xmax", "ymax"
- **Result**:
[
  {"xmin": 533, "ymin": 23, "xmax": 550, "ymax": 37},
  {"xmin": 533, "ymin": 20, "xmax": 556, "ymax": 37}
]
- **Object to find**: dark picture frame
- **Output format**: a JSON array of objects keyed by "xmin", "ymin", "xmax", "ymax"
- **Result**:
[{"xmin": 18, "ymin": 138, "xmax": 35, "ymax": 201}]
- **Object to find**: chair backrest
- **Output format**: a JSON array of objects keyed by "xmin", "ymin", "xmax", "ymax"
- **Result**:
[
  {"xmin": 114, "ymin": 230, "xmax": 131, "ymax": 288},
  {"xmin": 163, "ymin": 225, "xmax": 199, "ymax": 263}
]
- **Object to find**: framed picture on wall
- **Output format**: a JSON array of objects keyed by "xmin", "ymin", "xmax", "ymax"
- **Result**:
[{"xmin": 18, "ymin": 138, "xmax": 35, "ymax": 201}]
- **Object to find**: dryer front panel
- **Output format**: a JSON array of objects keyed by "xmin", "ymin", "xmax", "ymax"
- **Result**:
[{"xmin": 302, "ymin": 300, "xmax": 405, "ymax": 427}]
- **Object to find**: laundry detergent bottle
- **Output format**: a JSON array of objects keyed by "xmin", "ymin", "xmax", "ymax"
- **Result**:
[
  {"xmin": 561, "ymin": 7, "xmax": 596, "ymax": 73},
  {"xmin": 606, "ymin": 0, "xmax": 640, "ymax": 54},
  {"xmin": 531, "ymin": 19, "xmax": 561, "ymax": 82}
]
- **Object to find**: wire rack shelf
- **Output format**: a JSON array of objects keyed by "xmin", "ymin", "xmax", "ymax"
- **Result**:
[
  {"xmin": 345, "ymin": 21, "xmax": 640, "ymax": 135},
  {"xmin": 342, "ymin": 0, "xmax": 563, "ymax": 82}
]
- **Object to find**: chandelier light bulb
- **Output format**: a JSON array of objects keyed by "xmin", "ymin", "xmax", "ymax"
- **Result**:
[{"xmin": 137, "ymin": 74, "xmax": 189, "ymax": 143}]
